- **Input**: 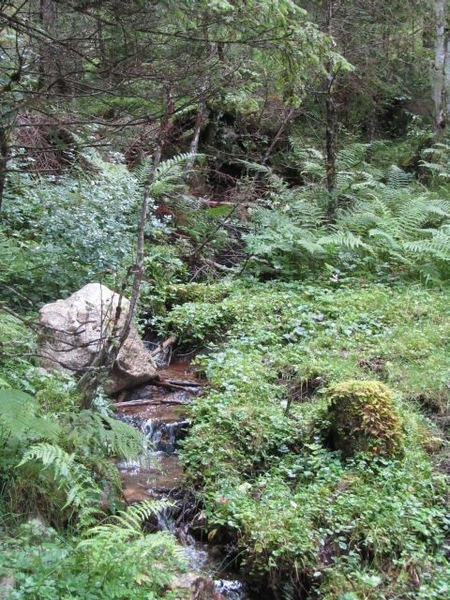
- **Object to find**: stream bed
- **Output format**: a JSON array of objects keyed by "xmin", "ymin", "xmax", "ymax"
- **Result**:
[{"xmin": 116, "ymin": 364, "xmax": 251, "ymax": 600}]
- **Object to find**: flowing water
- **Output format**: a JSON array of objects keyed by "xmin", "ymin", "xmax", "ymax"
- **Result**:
[{"xmin": 116, "ymin": 371, "xmax": 250, "ymax": 600}]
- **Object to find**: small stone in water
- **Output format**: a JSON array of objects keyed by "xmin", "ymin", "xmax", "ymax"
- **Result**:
[{"xmin": 214, "ymin": 579, "xmax": 249, "ymax": 600}]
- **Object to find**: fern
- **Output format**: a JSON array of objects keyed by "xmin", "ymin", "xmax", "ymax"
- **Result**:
[
  {"xmin": 425, "ymin": 200, "xmax": 450, "ymax": 219},
  {"xmin": 246, "ymin": 209, "xmax": 325, "ymax": 257},
  {"xmin": 76, "ymin": 501, "xmax": 186, "ymax": 591},
  {"xmin": 404, "ymin": 228, "xmax": 450, "ymax": 261},
  {"xmin": 1, "ymin": 394, "xmax": 142, "ymax": 522},
  {"xmin": 135, "ymin": 152, "xmax": 197, "ymax": 191},
  {"xmin": 0, "ymin": 389, "xmax": 61, "ymax": 443},
  {"xmin": 337, "ymin": 143, "xmax": 372, "ymax": 170},
  {"xmin": 420, "ymin": 143, "xmax": 450, "ymax": 182},
  {"xmin": 79, "ymin": 500, "xmax": 170, "ymax": 544},
  {"xmin": 368, "ymin": 228, "xmax": 403, "ymax": 251},
  {"xmin": 235, "ymin": 158, "xmax": 271, "ymax": 174},
  {"xmin": 245, "ymin": 140, "xmax": 450, "ymax": 280},
  {"xmin": 0, "ymin": 311, "xmax": 34, "ymax": 360},
  {"xmin": 17, "ymin": 441, "xmax": 102, "ymax": 520},
  {"xmin": 318, "ymin": 231, "xmax": 372, "ymax": 251},
  {"xmin": 385, "ymin": 165, "xmax": 413, "ymax": 189},
  {"xmin": 62, "ymin": 410, "xmax": 143, "ymax": 460}
]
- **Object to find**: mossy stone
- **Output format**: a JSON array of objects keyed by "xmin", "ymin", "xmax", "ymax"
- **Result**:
[{"xmin": 324, "ymin": 380, "xmax": 403, "ymax": 458}]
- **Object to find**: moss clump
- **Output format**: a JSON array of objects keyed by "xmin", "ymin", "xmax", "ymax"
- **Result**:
[{"xmin": 324, "ymin": 380, "xmax": 404, "ymax": 458}]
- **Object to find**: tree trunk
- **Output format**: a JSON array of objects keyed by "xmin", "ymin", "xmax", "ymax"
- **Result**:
[
  {"xmin": 38, "ymin": 0, "xmax": 55, "ymax": 91},
  {"xmin": 325, "ymin": 0, "xmax": 339, "ymax": 222},
  {"xmin": 184, "ymin": 35, "xmax": 217, "ymax": 175},
  {"xmin": 77, "ymin": 107, "xmax": 172, "ymax": 408},
  {"xmin": 78, "ymin": 185, "xmax": 149, "ymax": 409},
  {"xmin": 0, "ymin": 127, "xmax": 8, "ymax": 211},
  {"xmin": 433, "ymin": 0, "xmax": 447, "ymax": 138}
]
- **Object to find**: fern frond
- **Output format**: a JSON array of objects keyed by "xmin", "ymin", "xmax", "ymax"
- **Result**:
[
  {"xmin": 0, "ymin": 229, "xmax": 17, "ymax": 283},
  {"xmin": 405, "ymin": 229, "xmax": 450, "ymax": 261},
  {"xmin": 17, "ymin": 441, "xmax": 102, "ymax": 511},
  {"xmin": 153, "ymin": 152, "xmax": 197, "ymax": 180},
  {"xmin": 88, "ymin": 500, "xmax": 172, "ymax": 540},
  {"xmin": 424, "ymin": 199, "xmax": 450, "ymax": 219},
  {"xmin": 300, "ymin": 160, "xmax": 325, "ymax": 180},
  {"xmin": 418, "ymin": 143, "xmax": 450, "ymax": 182},
  {"xmin": 293, "ymin": 146, "xmax": 324, "ymax": 180},
  {"xmin": 0, "ymin": 389, "xmax": 61, "ymax": 442},
  {"xmin": 385, "ymin": 165, "xmax": 413, "ymax": 189},
  {"xmin": 294, "ymin": 146, "xmax": 323, "ymax": 161},
  {"xmin": 346, "ymin": 174, "xmax": 380, "ymax": 192},
  {"xmin": 421, "ymin": 142, "xmax": 450, "ymax": 157},
  {"xmin": 368, "ymin": 228, "xmax": 402, "ymax": 250},
  {"xmin": 294, "ymin": 237, "xmax": 326, "ymax": 255},
  {"xmin": 289, "ymin": 198, "xmax": 328, "ymax": 229},
  {"xmin": 0, "ymin": 312, "xmax": 34, "ymax": 355},
  {"xmin": 318, "ymin": 231, "xmax": 372, "ymax": 251},
  {"xmin": 63, "ymin": 410, "xmax": 143, "ymax": 460},
  {"xmin": 337, "ymin": 143, "xmax": 370, "ymax": 170},
  {"xmin": 419, "ymin": 159, "xmax": 450, "ymax": 179},
  {"xmin": 75, "ymin": 500, "xmax": 186, "ymax": 592},
  {"xmin": 235, "ymin": 158, "xmax": 271, "ymax": 174},
  {"xmin": 337, "ymin": 208, "xmax": 382, "ymax": 234},
  {"xmin": 134, "ymin": 153, "xmax": 198, "ymax": 192}
]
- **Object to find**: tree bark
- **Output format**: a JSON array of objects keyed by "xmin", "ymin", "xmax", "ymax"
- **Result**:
[
  {"xmin": 0, "ymin": 127, "xmax": 8, "ymax": 212},
  {"xmin": 184, "ymin": 34, "xmax": 218, "ymax": 175},
  {"xmin": 325, "ymin": 0, "xmax": 339, "ymax": 222},
  {"xmin": 433, "ymin": 0, "xmax": 447, "ymax": 138}
]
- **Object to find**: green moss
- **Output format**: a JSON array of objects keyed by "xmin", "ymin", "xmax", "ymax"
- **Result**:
[{"xmin": 324, "ymin": 380, "xmax": 404, "ymax": 458}]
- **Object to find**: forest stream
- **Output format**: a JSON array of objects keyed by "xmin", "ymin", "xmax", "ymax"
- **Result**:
[{"xmin": 115, "ymin": 360, "xmax": 251, "ymax": 600}]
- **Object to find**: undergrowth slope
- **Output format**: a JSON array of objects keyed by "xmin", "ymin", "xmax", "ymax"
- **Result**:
[{"xmin": 158, "ymin": 279, "xmax": 450, "ymax": 599}]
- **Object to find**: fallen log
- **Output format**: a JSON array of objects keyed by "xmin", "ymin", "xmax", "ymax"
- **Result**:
[{"xmin": 114, "ymin": 395, "xmax": 191, "ymax": 408}]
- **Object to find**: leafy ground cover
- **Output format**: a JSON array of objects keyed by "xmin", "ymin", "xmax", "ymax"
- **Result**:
[{"xmin": 153, "ymin": 278, "xmax": 450, "ymax": 599}]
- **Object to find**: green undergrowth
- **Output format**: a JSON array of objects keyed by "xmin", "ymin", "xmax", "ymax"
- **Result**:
[
  {"xmin": 158, "ymin": 278, "xmax": 450, "ymax": 598},
  {"xmin": 0, "ymin": 377, "xmax": 189, "ymax": 598},
  {"xmin": 0, "ymin": 503, "xmax": 187, "ymax": 600},
  {"xmin": 162, "ymin": 279, "xmax": 450, "ymax": 411}
]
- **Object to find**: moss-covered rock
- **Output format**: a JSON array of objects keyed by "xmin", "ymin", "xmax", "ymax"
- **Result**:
[{"xmin": 324, "ymin": 380, "xmax": 404, "ymax": 458}]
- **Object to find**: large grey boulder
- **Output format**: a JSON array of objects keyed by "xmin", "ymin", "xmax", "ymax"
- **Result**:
[{"xmin": 39, "ymin": 283, "xmax": 157, "ymax": 394}]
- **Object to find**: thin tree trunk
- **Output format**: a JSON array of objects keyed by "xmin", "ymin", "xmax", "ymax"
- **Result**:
[
  {"xmin": 77, "ymin": 113, "xmax": 168, "ymax": 409},
  {"xmin": 0, "ymin": 126, "xmax": 8, "ymax": 211},
  {"xmin": 325, "ymin": 0, "xmax": 339, "ymax": 222},
  {"xmin": 325, "ymin": 85, "xmax": 337, "ymax": 197},
  {"xmin": 433, "ymin": 0, "xmax": 447, "ymax": 138},
  {"xmin": 78, "ymin": 186, "xmax": 149, "ymax": 409},
  {"xmin": 185, "ymin": 99, "xmax": 206, "ymax": 173},
  {"xmin": 38, "ymin": 0, "xmax": 55, "ymax": 91},
  {"xmin": 184, "ymin": 38, "xmax": 217, "ymax": 174}
]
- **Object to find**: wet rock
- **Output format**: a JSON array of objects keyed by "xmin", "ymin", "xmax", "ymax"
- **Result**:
[
  {"xmin": 39, "ymin": 283, "xmax": 157, "ymax": 394},
  {"xmin": 171, "ymin": 573, "xmax": 226, "ymax": 599}
]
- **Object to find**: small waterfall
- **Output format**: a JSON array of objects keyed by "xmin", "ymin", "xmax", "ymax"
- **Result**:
[{"xmin": 141, "ymin": 417, "xmax": 190, "ymax": 454}]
